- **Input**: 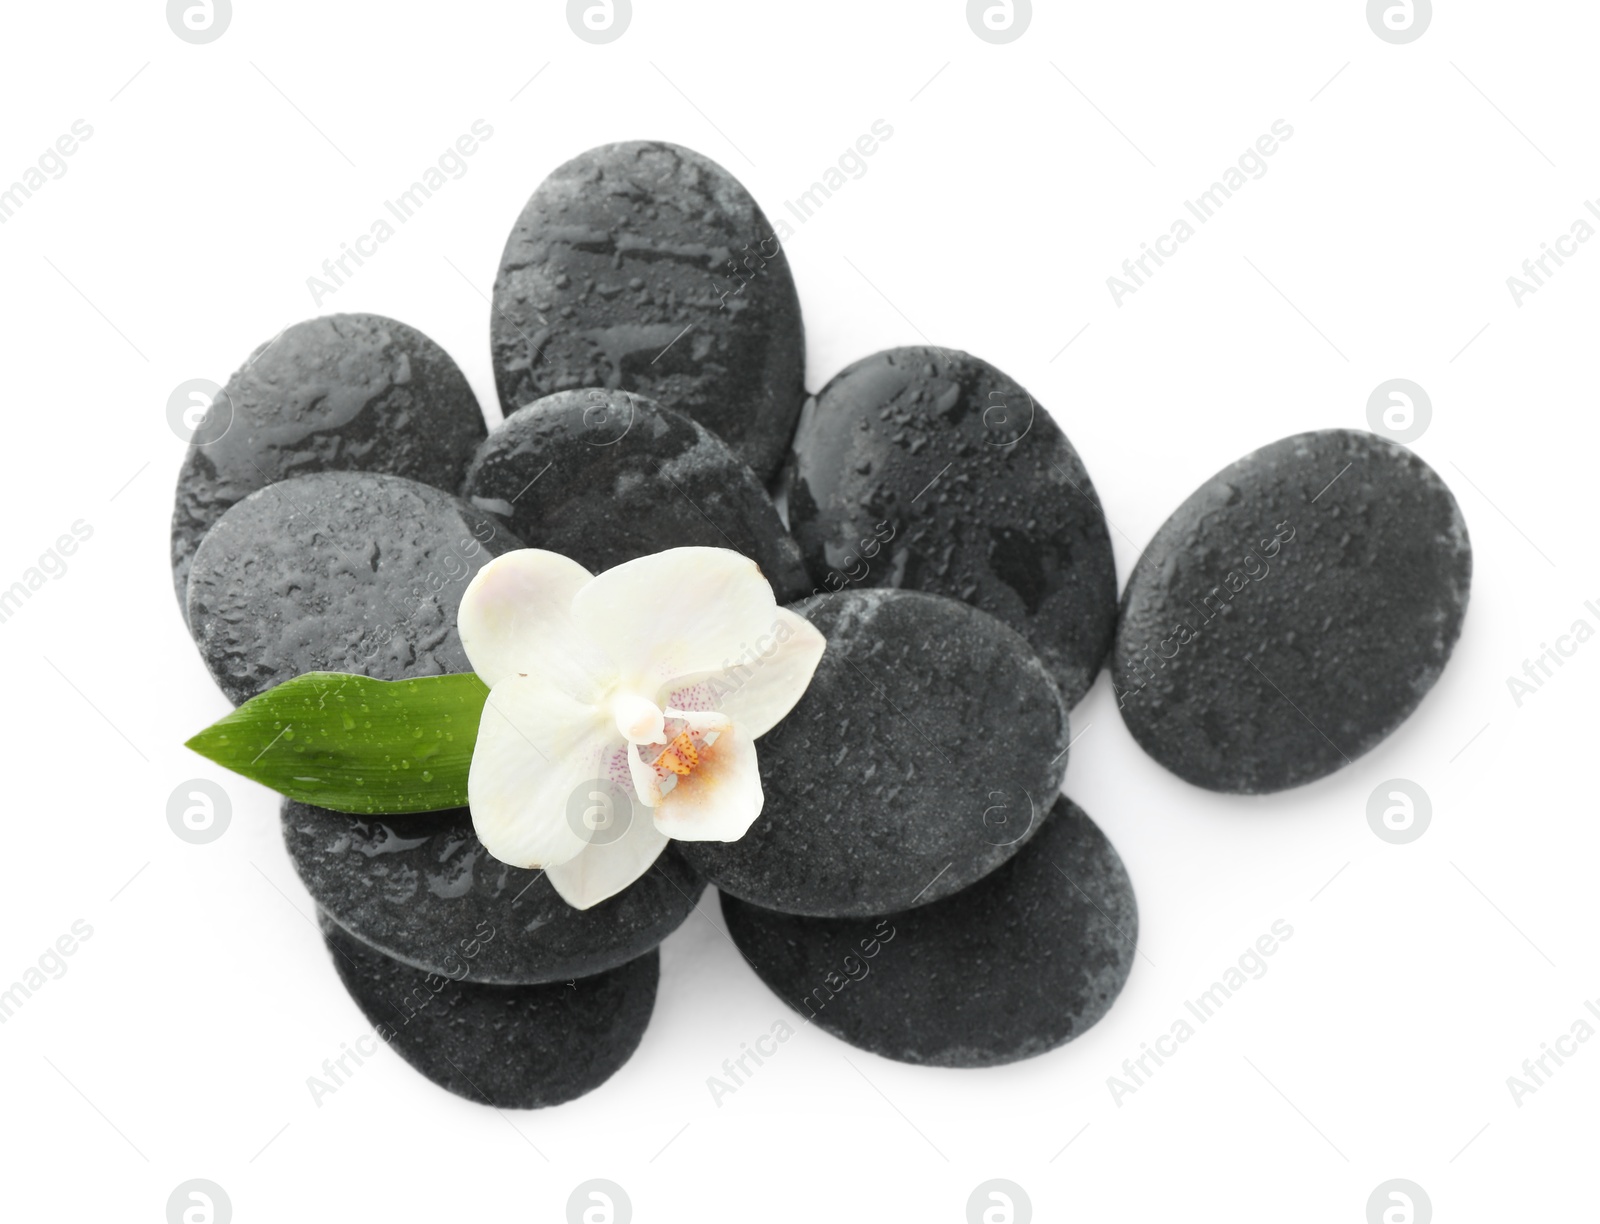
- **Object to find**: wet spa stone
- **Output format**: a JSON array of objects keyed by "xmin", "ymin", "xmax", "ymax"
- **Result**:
[
  {"xmin": 1112, "ymin": 429, "xmax": 1472, "ymax": 793},
  {"xmin": 462, "ymin": 390, "xmax": 808, "ymax": 599},
  {"xmin": 171, "ymin": 314, "xmax": 486, "ymax": 616},
  {"xmin": 286, "ymin": 799, "xmax": 705, "ymax": 985},
  {"xmin": 676, "ymin": 589, "xmax": 1070, "ymax": 917},
  {"xmin": 490, "ymin": 141, "xmax": 805, "ymax": 482},
  {"xmin": 320, "ymin": 912, "xmax": 656, "ymax": 1108},
  {"xmin": 783, "ymin": 347, "xmax": 1117, "ymax": 708},
  {"xmin": 186, "ymin": 471, "xmax": 521, "ymax": 705},
  {"xmin": 721, "ymin": 797, "xmax": 1137, "ymax": 1067}
]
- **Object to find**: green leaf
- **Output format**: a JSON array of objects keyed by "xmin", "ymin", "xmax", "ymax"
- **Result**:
[{"xmin": 185, "ymin": 671, "xmax": 488, "ymax": 814}]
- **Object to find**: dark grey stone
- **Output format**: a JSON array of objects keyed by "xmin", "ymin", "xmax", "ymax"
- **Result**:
[
  {"xmin": 319, "ymin": 910, "xmax": 656, "ymax": 1109},
  {"xmin": 721, "ymin": 796, "xmax": 1136, "ymax": 1068},
  {"xmin": 677, "ymin": 589, "xmax": 1070, "ymax": 917},
  {"xmin": 462, "ymin": 390, "xmax": 809, "ymax": 601},
  {"xmin": 1113, "ymin": 429, "xmax": 1472, "ymax": 793},
  {"xmin": 491, "ymin": 141, "xmax": 805, "ymax": 482},
  {"xmin": 783, "ymin": 347, "xmax": 1117, "ymax": 708},
  {"xmin": 286, "ymin": 799, "xmax": 705, "ymax": 985},
  {"xmin": 186, "ymin": 471, "xmax": 522, "ymax": 705},
  {"xmin": 171, "ymin": 314, "xmax": 487, "ymax": 618}
]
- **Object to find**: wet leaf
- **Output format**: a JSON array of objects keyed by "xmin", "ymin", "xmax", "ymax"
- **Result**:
[{"xmin": 185, "ymin": 671, "xmax": 488, "ymax": 814}]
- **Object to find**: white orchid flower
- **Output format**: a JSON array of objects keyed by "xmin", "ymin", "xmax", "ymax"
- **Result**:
[{"xmin": 457, "ymin": 546, "xmax": 826, "ymax": 910}]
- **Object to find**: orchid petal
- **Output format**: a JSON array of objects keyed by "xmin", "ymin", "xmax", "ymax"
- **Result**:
[
  {"xmin": 467, "ymin": 674, "xmax": 620, "ymax": 869},
  {"xmin": 571, "ymin": 547, "xmax": 781, "ymax": 692},
  {"xmin": 662, "ymin": 607, "xmax": 826, "ymax": 738},
  {"xmin": 544, "ymin": 807, "xmax": 671, "ymax": 910},
  {"xmin": 458, "ymin": 549, "xmax": 615, "ymax": 699}
]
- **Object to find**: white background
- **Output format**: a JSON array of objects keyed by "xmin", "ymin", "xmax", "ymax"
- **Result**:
[{"xmin": 1, "ymin": 2, "xmax": 1595, "ymax": 1221}]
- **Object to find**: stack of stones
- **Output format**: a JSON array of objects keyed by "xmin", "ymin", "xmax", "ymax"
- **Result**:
[{"xmin": 173, "ymin": 143, "xmax": 1470, "ymax": 1107}]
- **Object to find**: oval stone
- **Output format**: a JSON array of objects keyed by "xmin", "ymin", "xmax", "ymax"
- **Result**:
[
  {"xmin": 676, "ymin": 589, "xmax": 1070, "ymax": 917},
  {"xmin": 490, "ymin": 141, "xmax": 805, "ymax": 482},
  {"xmin": 783, "ymin": 347, "xmax": 1117, "ymax": 708},
  {"xmin": 462, "ymin": 390, "xmax": 809, "ymax": 600},
  {"xmin": 286, "ymin": 799, "xmax": 705, "ymax": 985},
  {"xmin": 186, "ymin": 472, "xmax": 521, "ymax": 705},
  {"xmin": 320, "ymin": 911, "xmax": 656, "ymax": 1109},
  {"xmin": 1113, "ymin": 429, "xmax": 1471, "ymax": 793},
  {"xmin": 171, "ymin": 314, "xmax": 487, "ymax": 618},
  {"xmin": 721, "ymin": 797, "xmax": 1137, "ymax": 1068}
]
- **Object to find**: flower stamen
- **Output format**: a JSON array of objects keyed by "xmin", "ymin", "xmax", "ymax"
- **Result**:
[
  {"xmin": 612, "ymin": 693, "xmax": 665, "ymax": 744},
  {"xmin": 656, "ymin": 731, "xmax": 699, "ymax": 776}
]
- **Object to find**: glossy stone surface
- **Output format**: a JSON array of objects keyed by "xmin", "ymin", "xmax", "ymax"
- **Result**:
[
  {"xmin": 462, "ymin": 390, "xmax": 808, "ymax": 600},
  {"xmin": 186, "ymin": 472, "xmax": 520, "ymax": 705},
  {"xmin": 320, "ymin": 911, "xmax": 656, "ymax": 1109},
  {"xmin": 721, "ymin": 797, "xmax": 1137, "ymax": 1067},
  {"xmin": 784, "ymin": 347, "xmax": 1117, "ymax": 708},
  {"xmin": 491, "ymin": 141, "xmax": 805, "ymax": 482},
  {"xmin": 286, "ymin": 799, "xmax": 705, "ymax": 985},
  {"xmin": 677, "ymin": 589, "xmax": 1070, "ymax": 917},
  {"xmin": 171, "ymin": 314, "xmax": 486, "ymax": 617},
  {"xmin": 1113, "ymin": 429, "xmax": 1472, "ymax": 793}
]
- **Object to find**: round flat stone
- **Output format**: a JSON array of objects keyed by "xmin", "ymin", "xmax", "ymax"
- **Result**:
[
  {"xmin": 1113, "ymin": 429, "xmax": 1471, "ymax": 793},
  {"xmin": 171, "ymin": 314, "xmax": 487, "ymax": 618},
  {"xmin": 491, "ymin": 141, "xmax": 805, "ymax": 482},
  {"xmin": 319, "ymin": 911, "xmax": 656, "ymax": 1108},
  {"xmin": 286, "ymin": 799, "xmax": 705, "ymax": 985},
  {"xmin": 186, "ymin": 472, "xmax": 521, "ymax": 705},
  {"xmin": 462, "ymin": 390, "xmax": 809, "ymax": 600},
  {"xmin": 721, "ymin": 797, "xmax": 1136, "ymax": 1068},
  {"xmin": 676, "ymin": 589, "xmax": 1070, "ymax": 917},
  {"xmin": 783, "ymin": 347, "xmax": 1117, "ymax": 708}
]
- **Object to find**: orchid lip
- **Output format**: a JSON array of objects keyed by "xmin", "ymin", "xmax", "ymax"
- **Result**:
[{"xmin": 631, "ymin": 714, "xmax": 727, "ymax": 805}]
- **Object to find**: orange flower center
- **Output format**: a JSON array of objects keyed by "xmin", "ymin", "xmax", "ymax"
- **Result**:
[{"xmin": 655, "ymin": 731, "xmax": 701, "ymax": 776}]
